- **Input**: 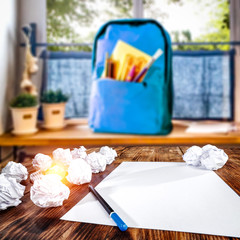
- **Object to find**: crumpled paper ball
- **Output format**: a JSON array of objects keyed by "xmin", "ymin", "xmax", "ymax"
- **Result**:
[
  {"xmin": 202, "ymin": 144, "xmax": 219, "ymax": 152},
  {"xmin": 67, "ymin": 158, "xmax": 92, "ymax": 185},
  {"xmin": 52, "ymin": 148, "xmax": 72, "ymax": 166},
  {"xmin": 86, "ymin": 152, "xmax": 107, "ymax": 173},
  {"xmin": 71, "ymin": 146, "xmax": 87, "ymax": 160},
  {"xmin": 183, "ymin": 144, "xmax": 228, "ymax": 170},
  {"xmin": 30, "ymin": 174, "xmax": 70, "ymax": 208},
  {"xmin": 200, "ymin": 147, "xmax": 228, "ymax": 170},
  {"xmin": 0, "ymin": 173, "xmax": 25, "ymax": 210},
  {"xmin": 32, "ymin": 153, "xmax": 52, "ymax": 171},
  {"xmin": 1, "ymin": 161, "xmax": 28, "ymax": 182},
  {"xmin": 183, "ymin": 146, "xmax": 203, "ymax": 166},
  {"xmin": 99, "ymin": 146, "xmax": 117, "ymax": 165},
  {"xmin": 30, "ymin": 170, "xmax": 44, "ymax": 183}
]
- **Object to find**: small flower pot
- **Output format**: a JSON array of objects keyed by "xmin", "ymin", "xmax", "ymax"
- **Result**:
[
  {"xmin": 10, "ymin": 106, "xmax": 39, "ymax": 135},
  {"xmin": 42, "ymin": 102, "xmax": 66, "ymax": 129}
]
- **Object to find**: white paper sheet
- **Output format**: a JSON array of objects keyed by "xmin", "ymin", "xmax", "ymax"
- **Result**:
[
  {"xmin": 186, "ymin": 122, "xmax": 233, "ymax": 133},
  {"xmin": 61, "ymin": 162, "xmax": 240, "ymax": 237}
]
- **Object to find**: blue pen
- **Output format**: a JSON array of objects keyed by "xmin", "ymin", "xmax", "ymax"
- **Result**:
[{"xmin": 89, "ymin": 185, "xmax": 128, "ymax": 231}]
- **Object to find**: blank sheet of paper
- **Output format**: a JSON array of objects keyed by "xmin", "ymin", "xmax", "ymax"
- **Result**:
[
  {"xmin": 186, "ymin": 122, "xmax": 233, "ymax": 133},
  {"xmin": 61, "ymin": 162, "xmax": 240, "ymax": 237}
]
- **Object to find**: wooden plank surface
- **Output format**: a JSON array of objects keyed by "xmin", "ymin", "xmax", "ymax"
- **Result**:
[
  {"xmin": 0, "ymin": 146, "xmax": 239, "ymax": 240},
  {"xmin": 0, "ymin": 121, "xmax": 240, "ymax": 146}
]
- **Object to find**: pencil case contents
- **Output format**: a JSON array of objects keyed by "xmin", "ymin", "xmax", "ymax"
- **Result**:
[{"xmin": 101, "ymin": 40, "xmax": 163, "ymax": 83}]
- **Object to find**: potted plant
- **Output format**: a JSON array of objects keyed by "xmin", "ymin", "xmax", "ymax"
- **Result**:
[
  {"xmin": 9, "ymin": 25, "xmax": 39, "ymax": 135},
  {"xmin": 10, "ymin": 93, "xmax": 38, "ymax": 135},
  {"xmin": 41, "ymin": 89, "xmax": 69, "ymax": 129}
]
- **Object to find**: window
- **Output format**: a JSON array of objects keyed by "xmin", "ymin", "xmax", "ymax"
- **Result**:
[
  {"xmin": 47, "ymin": 0, "xmax": 230, "ymax": 50},
  {"xmin": 44, "ymin": 0, "xmax": 234, "ymax": 121},
  {"xmin": 47, "ymin": 0, "xmax": 133, "ymax": 50}
]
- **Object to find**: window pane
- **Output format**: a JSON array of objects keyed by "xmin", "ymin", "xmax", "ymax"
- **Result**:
[
  {"xmin": 47, "ymin": 0, "xmax": 133, "ymax": 50},
  {"xmin": 144, "ymin": 0, "xmax": 230, "ymax": 50}
]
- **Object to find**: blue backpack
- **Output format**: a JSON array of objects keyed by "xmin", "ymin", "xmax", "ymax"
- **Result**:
[{"xmin": 88, "ymin": 19, "xmax": 173, "ymax": 135}]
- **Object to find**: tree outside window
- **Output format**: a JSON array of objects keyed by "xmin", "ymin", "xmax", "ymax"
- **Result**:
[{"xmin": 47, "ymin": 0, "xmax": 230, "ymax": 51}]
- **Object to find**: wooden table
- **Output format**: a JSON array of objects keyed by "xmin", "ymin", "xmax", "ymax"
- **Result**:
[{"xmin": 0, "ymin": 146, "xmax": 239, "ymax": 240}]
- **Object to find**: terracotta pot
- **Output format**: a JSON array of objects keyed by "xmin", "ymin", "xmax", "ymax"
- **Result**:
[
  {"xmin": 10, "ymin": 106, "xmax": 39, "ymax": 135},
  {"xmin": 42, "ymin": 102, "xmax": 66, "ymax": 129}
]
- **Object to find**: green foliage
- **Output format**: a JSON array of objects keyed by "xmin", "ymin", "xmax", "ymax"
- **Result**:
[
  {"xmin": 47, "ymin": 0, "xmax": 230, "ymax": 51},
  {"xmin": 110, "ymin": 0, "xmax": 132, "ymax": 18},
  {"xmin": 210, "ymin": 0, "xmax": 230, "ymax": 30},
  {"xmin": 10, "ymin": 93, "xmax": 38, "ymax": 108},
  {"xmin": 194, "ymin": 0, "xmax": 230, "ymax": 50},
  {"xmin": 166, "ymin": 0, "xmax": 182, "ymax": 3},
  {"xmin": 47, "ymin": 0, "xmax": 96, "ymax": 43},
  {"xmin": 47, "ymin": 45, "xmax": 92, "ymax": 52},
  {"xmin": 194, "ymin": 31, "xmax": 230, "ymax": 51},
  {"xmin": 41, "ymin": 90, "xmax": 69, "ymax": 103},
  {"xmin": 172, "ymin": 0, "xmax": 230, "ymax": 51},
  {"xmin": 171, "ymin": 30, "xmax": 194, "ymax": 51},
  {"xmin": 47, "ymin": 0, "xmax": 153, "ymax": 51}
]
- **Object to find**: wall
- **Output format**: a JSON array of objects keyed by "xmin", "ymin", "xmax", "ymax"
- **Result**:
[
  {"xmin": 0, "ymin": 0, "xmax": 17, "ymax": 134},
  {"xmin": 0, "ymin": 0, "xmax": 46, "ymax": 135},
  {"xmin": 230, "ymin": 0, "xmax": 240, "ymax": 123},
  {"xmin": 17, "ymin": 0, "xmax": 47, "ymax": 100},
  {"xmin": 18, "ymin": 0, "xmax": 46, "ymax": 54}
]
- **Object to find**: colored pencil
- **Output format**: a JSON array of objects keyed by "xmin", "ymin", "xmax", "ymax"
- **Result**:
[{"xmin": 133, "ymin": 49, "xmax": 163, "ymax": 83}]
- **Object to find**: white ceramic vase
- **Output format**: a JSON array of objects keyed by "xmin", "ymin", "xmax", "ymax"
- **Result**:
[
  {"xmin": 11, "ymin": 106, "xmax": 39, "ymax": 135},
  {"xmin": 42, "ymin": 102, "xmax": 66, "ymax": 129}
]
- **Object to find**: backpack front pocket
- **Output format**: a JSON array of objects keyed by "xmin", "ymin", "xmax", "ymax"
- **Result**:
[{"xmin": 88, "ymin": 77, "xmax": 165, "ymax": 134}]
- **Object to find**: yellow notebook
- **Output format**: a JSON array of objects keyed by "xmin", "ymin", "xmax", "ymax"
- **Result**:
[{"xmin": 111, "ymin": 40, "xmax": 151, "ymax": 81}]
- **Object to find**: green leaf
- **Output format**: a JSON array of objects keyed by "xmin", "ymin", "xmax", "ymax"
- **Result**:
[
  {"xmin": 10, "ymin": 93, "xmax": 38, "ymax": 108},
  {"xmin": 41, "ymin": 89, "xmax": 69, "ymax": 103}
]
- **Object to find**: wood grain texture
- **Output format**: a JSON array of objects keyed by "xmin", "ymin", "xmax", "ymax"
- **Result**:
[
  {"xmin": 0, "ymin": 146, "xmax": 239, "ymax": 240},
  {"xmin": 1, "ymin": 121, "xmax": 240, "ymax": 146}
]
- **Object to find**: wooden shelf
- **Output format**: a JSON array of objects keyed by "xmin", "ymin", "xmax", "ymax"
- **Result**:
[{"xmin": 0, "ymin": 120, "xmax": 240, "ymax": 146}]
